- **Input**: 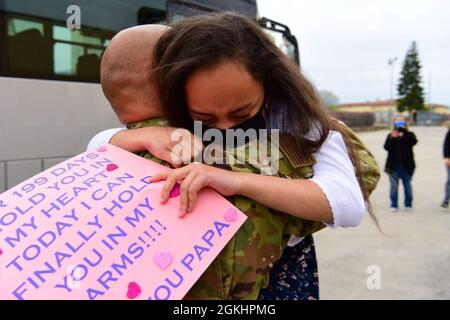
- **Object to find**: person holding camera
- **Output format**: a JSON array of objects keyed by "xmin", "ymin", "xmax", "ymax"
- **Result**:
[{"xmin": 384, "ymin": 115, "xmax": 418, "ymax": 212}]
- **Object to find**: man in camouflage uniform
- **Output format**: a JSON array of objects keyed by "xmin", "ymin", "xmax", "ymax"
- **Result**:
[{"xmin": 128, "ymin": 119, "xmax": 380, "ymax": 300}]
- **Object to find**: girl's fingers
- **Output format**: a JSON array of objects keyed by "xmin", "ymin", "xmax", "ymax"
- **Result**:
[
  {"xmin": 186, "ymin": 177, "xmax": 205, "ymax": 213},
  {"xmin": 149, "ymin": 171, "xmax": 171, "ymax": 183},
  {"xmin": 150, "ymin": 163, "xmax": 208, "ymax": 216},
  {"xmin": 159, "ymin": 168, "xmax": 189, "ymax": 203},
  {"xmin": 160, "ymin": 176, "xmax": 178, "ymax": 204},
  {"xmin": 178, "ymin": 171, "xmax": 197, "ymax": 218}
]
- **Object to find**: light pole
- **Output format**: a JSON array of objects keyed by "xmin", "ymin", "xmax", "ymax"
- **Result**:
[
  {"xmin": 387, "ymin": 57, "xmax": 398, "ymax": 101},
  {"xmin": 387, "ymin": 57, "xmax": 398, "ymax": 124}
]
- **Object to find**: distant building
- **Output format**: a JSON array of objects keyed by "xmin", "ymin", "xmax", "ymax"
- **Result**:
[
  {"xmin": 426, "ymin": 104, "xmax": 450, "ymax": 114},
  {"xmin": 333, "ymin": 100, "xmax": 450, "ymax": 126}
]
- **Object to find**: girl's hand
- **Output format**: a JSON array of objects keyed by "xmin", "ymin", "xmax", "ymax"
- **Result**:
[
  {"xmin": 110, "ymin": 127, "xmax": 203, "ymax": 167},
  {"xmin": 149, "ymin": 163, "xmax": 242, "ymax": 217}
]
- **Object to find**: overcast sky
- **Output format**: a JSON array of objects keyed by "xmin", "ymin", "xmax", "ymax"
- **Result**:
[{"xmin": 258, "ymin": 0, "xmax": 450, "ymax": 105}]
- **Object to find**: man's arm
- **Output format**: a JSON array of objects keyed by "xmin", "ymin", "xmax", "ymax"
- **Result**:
[
  {"xmin": 87, "ymin": 127, "xmax": 160, "ymax": 154},
  {"xmin": 87, "ymin": 127, "xmax": 125, "ymax": 150},
  {"xmin": 87, "ymin": 126, "xmax": 203, "ymax": 167}
]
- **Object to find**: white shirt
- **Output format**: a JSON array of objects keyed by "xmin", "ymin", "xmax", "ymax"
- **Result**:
[
  {"xmin": 87, "ymin": 127, "xmax": 365, "ymax": 246},
  {"xmin": 287, "ymin": 130, "xmax": 365, "ymax": 246}
]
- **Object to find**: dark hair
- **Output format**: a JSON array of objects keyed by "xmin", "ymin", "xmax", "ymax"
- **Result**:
[{"xmin": 153, "ymin": 12, "xmax": 379, "ymax": 228}]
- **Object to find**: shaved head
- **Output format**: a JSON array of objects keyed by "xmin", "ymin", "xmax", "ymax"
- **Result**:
[{"xmin": 101, "ymin": 24, "xmax": 168, "ymax": 124}]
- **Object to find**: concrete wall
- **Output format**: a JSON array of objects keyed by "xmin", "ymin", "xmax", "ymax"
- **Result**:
[{"xmin": 0, "ymin": 77, "xmax": 120, "ymax": 192}]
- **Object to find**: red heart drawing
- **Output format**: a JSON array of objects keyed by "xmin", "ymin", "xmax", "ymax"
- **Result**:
[
  {"xmin": 169, "ymin": 183, "xmax": 181, "ymax": 198},
  {"xmin": 153, "ymin": 252, "xmax": 173, "ymax": 270},
  {"xmin": 126, "ymin": 282, "xmax": 141, "ymax": 299},
  {"xmin": 224, "ymin": 208, "xmax": 238, "ymax": 222},
  {"xmin": 106, "ymin": 163, "xmax": 119, "ymax": 172},
  {"xmin": 97, "ymin": 146, "xmax": 107, "ymax": 152}
]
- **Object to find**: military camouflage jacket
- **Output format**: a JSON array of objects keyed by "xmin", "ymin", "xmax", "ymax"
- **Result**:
[{"xmin": 128, "ymin": 118, "xmax": 380, "ymax": 300}]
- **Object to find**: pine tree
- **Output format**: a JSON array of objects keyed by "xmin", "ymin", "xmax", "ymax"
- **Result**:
[{"xmin": 397, "ymin": 41, "xmax": 425, "ymax": 113}]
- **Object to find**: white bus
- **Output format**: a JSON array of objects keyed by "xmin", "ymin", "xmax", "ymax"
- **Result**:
[{"xmin": 0, "ymin": 0, "xmax": 299, "ymax": 192}]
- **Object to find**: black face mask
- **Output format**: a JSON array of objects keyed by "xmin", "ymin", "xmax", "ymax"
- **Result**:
[{"xmin": 200, "ymin": 107, "xmax": 267, "ymax": 147}]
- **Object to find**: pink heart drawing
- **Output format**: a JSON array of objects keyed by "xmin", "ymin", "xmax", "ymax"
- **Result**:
[
  {"xmin": 153, "ymin": 252, "xmax": 173, "ymax": 270},
  {"xmin": 0, "ymin": 248, "xmax": 3, "ymax": 256},
  {"xmin": 169, "ymin": 183, "xmax": 181, "ymax": 198},
  {"xmin": 106, "ymin": 163, "xmax": 119, "ymax": 172},
  {"xmin": 97, "ymin": 146, "xmax": 107, "ymax": 152},
  {"xmin": 224, "ymin": 208, "xmax": 238, "ymax": 222},
  {"xmin": 126, "ymin": 282, "xmax": 141, "ymax": 299}
]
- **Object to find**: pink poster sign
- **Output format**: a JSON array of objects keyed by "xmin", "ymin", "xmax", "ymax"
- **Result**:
[{"xmin": 0, "ymin": 144, "xmax": 246, "ymax": 300}]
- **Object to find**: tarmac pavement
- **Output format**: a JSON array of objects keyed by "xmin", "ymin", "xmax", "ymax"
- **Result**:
[{"xmin": 315, "ymin": 126, "xmax": 450, "ymax": 300}]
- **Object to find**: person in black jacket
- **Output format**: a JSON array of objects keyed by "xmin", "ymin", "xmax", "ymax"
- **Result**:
[
  {"xmin": 384, "ymin": 115, "xmax": 418, "ymax": 212},
  {"xmin": 441, "ymin": 128, "xmax": 450, "ymax": 208}
]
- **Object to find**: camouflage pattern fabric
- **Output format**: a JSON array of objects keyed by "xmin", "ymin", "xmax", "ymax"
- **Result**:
[{"xmin": 127, "ymin": 118, "xmax": 380, "ymax": 300}]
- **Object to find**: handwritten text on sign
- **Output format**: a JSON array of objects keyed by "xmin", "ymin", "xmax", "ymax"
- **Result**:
[{"xmin": 0, "ymin": 144, "xmax": 246, "ymax": 300}]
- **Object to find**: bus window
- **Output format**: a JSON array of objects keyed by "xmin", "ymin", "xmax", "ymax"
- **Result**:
[
  {"xmin": 53, "ymin": 25, "xmax": 104, "ymax": 80},
  {"xmin": 53, "ymin": 26, "xmax": 103, "ymax": 46},
  {"xmin": 0, "ymin": 10, "xmax": 114, "ymax": 82},
  {"xmin": 1, "ymin": 1, "xmax": 266, "ymax": 82},
  {"xmin": 8, "ymin": 18, "xmax": 44, "ymax": 36},
  {"xmin": 53, "ymin": 42, "xmax": 84, "ymax": 76},
  {"xmin": 3, "ymin": 14, "xmax": 52, "ymax": 77},
  {"xmin": 87, "ymin": 48, "xmax": 104, "ymax": 58},
  {"xmin": 138, "ymin": 7, "xmax": 167, "ymax": 25}
]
